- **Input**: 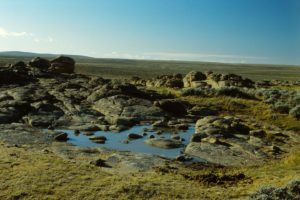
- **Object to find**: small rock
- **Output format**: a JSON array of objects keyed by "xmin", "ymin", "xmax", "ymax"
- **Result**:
[
  {"xmin": 90, "ymin": 158, "xmax": 106, "ymax": 167},
  {"xmin": 83, "ymin": 132, "xmax": 95, "ymax": 136},
  {"xmin": 174, "ymin": 124, "xmax": 189, "ymax": 130},
  {"xmin": 250, "ymin": 130, "xmax": 266, "ymax": 138},
  {"xmin": 127, "ymin": 133, "xmax": 143, "ymax": 140},
  {"xmin": 74, "ymin": 129, "xmax": 80, "ymax": 136},
  {"xmin": 142, "ymin": 132, "xmax": 147, "ymax": 136},
  {"xmin": 142, "ymin": 128, "xmax": 152, "ymax": 132},
  {"xmin": 144, "ymin": 138, "xmax": 183, "ymax": 149},
  {"xmin": 190, "ymin": 134, "xmax": 206, "ymax": 142},
  {"xmin": 272, "ymin": 146, "xmax": 282, "ymax": 154},
  {"xmin": 54, "ymin": 132, "xmax": 68, "ymax": 141},
  {"xmin": 155, "ymin": 131, "xmax": 162, "ymax": 135},
  {"xmin": 89, "ymin": 136, "xmax": 107, "ymax": 141},
  {"xmin": 208, "ymin": 137, "xmax": 218, "ymax": 144},
  {"xmin": 152, "ymin": 120, "xmax": 168, "ymax": 128},
  {"xmin": 149, "ymin": 135, "xmax": 155, "ymax": 139},
  {"xmin": 91, "ymin": 140, "xmax": 106, "ymax": 144},
  {"xmin": 171, "ymin": 135, "xmax": 180, "ymax": 140},
  {"xmin": 89, "ymin": 136, "xmax": 107, "ymax": 144},
  {"xmin": 176, "ymin": 155, "xmax": 186, "ymax": 162}
]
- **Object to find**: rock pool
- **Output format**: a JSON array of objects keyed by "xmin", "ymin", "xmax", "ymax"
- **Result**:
[{"xmin": 54, "ymin": 125, "xmax": 204, "ymax": 161}]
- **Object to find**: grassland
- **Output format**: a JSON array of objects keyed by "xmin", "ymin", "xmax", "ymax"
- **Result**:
[
  {"xmin": 0, "ymin": 141, "xmax": 299, "ymax": 200},
  {"xmin": 1, "ymin": 54, "xmax": 300, "ymax": 81}
]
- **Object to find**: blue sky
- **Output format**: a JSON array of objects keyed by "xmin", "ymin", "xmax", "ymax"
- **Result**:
[{"xmin": 0, "ymin": 0, "xmax": 299, "ymax": 65}]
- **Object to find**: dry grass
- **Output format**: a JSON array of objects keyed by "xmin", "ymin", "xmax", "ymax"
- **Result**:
[{"xmin": 0, "ymin": 141, "xmax": 299, "ymax": 200}]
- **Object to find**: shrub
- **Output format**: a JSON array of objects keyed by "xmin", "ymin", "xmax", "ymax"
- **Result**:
[
  {"xmin": 248, "ymin": 179, "xmax": 300, "ymax": 200},
  {"xmin": 215, "ymin": 86, "xmax": 254, "ymax": 99},
  {"xmin": 181, "ymin": 88, "xmax": 204, "ymax": 96},
  {"xmin": 289, "ymin": 105, "xmax": 300, "ymax": 119},
  {"xmin": 273, "ymin": 101, "xmax": 290, "ymax": 114}
]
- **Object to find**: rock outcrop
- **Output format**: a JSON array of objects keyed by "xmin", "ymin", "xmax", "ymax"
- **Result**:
[
  {"xmin": 185, "ymin": 116, "xmax": 284, "ymax": 166},
  {"xmin": 183, "ymin": 71, "xmax": 254, "ymax": 89}
]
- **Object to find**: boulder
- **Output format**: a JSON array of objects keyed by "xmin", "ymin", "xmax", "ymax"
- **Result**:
[
  {"xmin": 183, "ymin": 71, "xmax": 206, "ymax": 87},
  {"xmin": 29, "ymin": 57, "xmax": 50, "ymax": 69},
  {"xmin": 50, "ymin": 56, "xmax": 75, "ymax": 73},
  {"xmin": 10, "ymin": 61, "xmax": 29, "ymax": 74},
  {"xmin": 154, "ymin": 99, "xmax": 188, "ymax": 115}
]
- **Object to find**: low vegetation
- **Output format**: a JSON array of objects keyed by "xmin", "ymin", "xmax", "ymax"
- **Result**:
[
  {"xmin": 0, "ymin": 141, "xmax": 299, "ymax": 199},
  {"xmin": 154, "ymin": 86, "xmax": 300, "ymax": 132}
]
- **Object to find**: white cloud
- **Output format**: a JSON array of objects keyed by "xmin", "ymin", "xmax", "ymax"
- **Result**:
[
  {"xmin": 144, "ymin": 52, "xmax": 267, "ymax": 60},
  {"xmin": 0, "ymin": 27, "xmax": 30, "ymax": 37},
  {"xmin": 103, "ymin": 52, "xmax": 147, "ymax": 60},
  {"xmin": 0, "ymin": 27, "xmax": 55, "ymax": 44},
  {"xmin": 102, "ymin": 51, "xmax": 267, "ymax": 63},
  {"xmin": 47, "ymin": 36, "xmax": 53, "ymax": 43}
]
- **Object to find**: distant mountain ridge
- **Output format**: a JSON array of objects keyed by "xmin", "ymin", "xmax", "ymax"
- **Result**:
[{"xmin": 0, "ymin": 51, "xmax": 94, "ymax": 59}]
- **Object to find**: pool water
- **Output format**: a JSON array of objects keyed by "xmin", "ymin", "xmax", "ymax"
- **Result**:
[{"xmin": 55, "ymin": 125, "xmax": 204, "ymax": 161}]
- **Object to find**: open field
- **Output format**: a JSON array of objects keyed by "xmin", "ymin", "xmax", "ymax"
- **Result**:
[{"xmin": 1, "ymin": 55, "xmax": 300, "ymax": 80}]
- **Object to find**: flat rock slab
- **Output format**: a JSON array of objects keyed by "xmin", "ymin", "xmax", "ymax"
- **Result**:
[
  {"xmin": 185, "ymin": 142, "xmax": 264, "ymax": 166},
  {"xmin": 51, "ymin": 142, "xmax": 170, "ymax": 173},
  {"xmin": 144, "ymin": 138, "xmax": 183, "ymax": 149}
]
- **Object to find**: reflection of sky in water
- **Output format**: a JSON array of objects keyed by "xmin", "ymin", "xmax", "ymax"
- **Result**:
[{"xmin": 56, "ymin": 125, "xmax": 203, "ymax": 161}]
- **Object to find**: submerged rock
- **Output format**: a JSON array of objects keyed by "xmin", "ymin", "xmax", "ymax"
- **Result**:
[
  {"xmin": 144, "ymin": 138, "xmax": 183, "ymax": 149},
  {"xmin": 127, "ymin": 133, "xmax": 143, "ymax": 140},
  {"xmin": 89, "ymin": 135, "xmax": 107, "ymax": 144},
  {"xmin": 53, "ymin": 132, "xmax": 68, "ymax": 141}
]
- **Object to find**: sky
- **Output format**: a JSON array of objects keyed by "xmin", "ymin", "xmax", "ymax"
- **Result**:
[{"xmin": 0, "ymin": 0, "xmax": 299, "ymax": 65}]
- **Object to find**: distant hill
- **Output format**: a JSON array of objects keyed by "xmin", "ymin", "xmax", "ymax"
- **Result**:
[
  {"xmin": 1, "ymin": 51, "xmax": 300, "ymax": 81},
  {"xmin": 0, "ymin": 51, "xmax": 94, "ymax": 59}
]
